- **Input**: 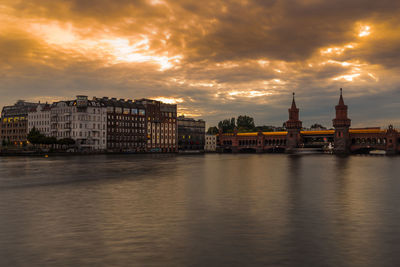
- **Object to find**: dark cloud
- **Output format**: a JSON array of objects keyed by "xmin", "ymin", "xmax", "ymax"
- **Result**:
[{"xmin": 1, "ymin": 0, "xmax": 400, "ymax": 127}]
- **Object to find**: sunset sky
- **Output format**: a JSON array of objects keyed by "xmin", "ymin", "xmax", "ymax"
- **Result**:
[{"xmin": 1, "ymin": 0, "xmax": 400, "ymax": 128}]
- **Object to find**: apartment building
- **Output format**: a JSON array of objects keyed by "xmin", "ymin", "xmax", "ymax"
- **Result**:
[
  {"xmin": 94, "ymin": 97, "xmax": 147, "ymax": 152},
  {"xmin": 135, "ymin": 99, "xmax": 178, "ymax": 152},
  {"xmin": 51, "ymin": 95, "xmax": 107, "ymax": 150},
  {"xmin": 0, "ymin": 100, "xmax": 39, "ymax": 145},
  {"xmin": 205, "ymin": 134, "xmax": 217, "ymax": 152},
  {"xmin": 27, "ymin": 104, "xmax": 52, "ymax": 136},
  {"xmin": 177, "ymin": 116, "xmax": 205, "ymax": 152}
]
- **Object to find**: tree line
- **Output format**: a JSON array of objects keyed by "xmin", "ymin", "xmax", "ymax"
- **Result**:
[
  {"xmin": 207, "ymin": 115, "xmax": 327, "ymax": 134},
  {"xmin": 207, "ymin": 115, "xmax": 284, "ymax": 134},
  {"xmin": 27, "ymin": 127, "xmax": 75, "ymax": 146}
]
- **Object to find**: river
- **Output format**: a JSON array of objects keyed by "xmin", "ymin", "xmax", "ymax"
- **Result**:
[{"xmin": 1, "ymin": 154, "xmax": 400, "ymax": 266}]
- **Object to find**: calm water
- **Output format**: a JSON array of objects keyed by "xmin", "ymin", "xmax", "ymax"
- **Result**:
[{"xmin": 1, "ymin": 154, "xmax": 400, "ymax": 266}]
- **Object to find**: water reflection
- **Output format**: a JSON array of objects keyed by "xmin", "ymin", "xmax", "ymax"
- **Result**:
[{"xmin": 1, "ymin": 154, "xmax": 400, "ymax": 266}]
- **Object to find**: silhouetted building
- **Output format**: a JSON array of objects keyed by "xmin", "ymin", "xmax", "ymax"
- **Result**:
[
  {"xmin": 178, "ymin": 116, "xmax": 205, "ymax": 152},
  {"xmin": 1, "ymin": 100, "xmax": 39, "ymax": 145}
]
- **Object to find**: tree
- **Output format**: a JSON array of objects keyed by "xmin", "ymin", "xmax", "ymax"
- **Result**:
[
  {"xmin": 27, "ymin": 127, "xmax": 45, "ymax": 145},
  {"xmin": 43, "ymin": 136, "xmax": 57, "ymax": 145},
  {"xmin": 207, "ymin": 126, "xmax": 219, "ymax": 135},
  {"xmin": 310, "ymin": 123, "xmax": 327, "ymax": 130},
  {"xmin": 255, "ymin": 125, "xmax": 274, "ymax": 132},
  {"xmin": 237, "ymin": 115, "xmax": 255, "ymax": 131},
  {"xmin": 58, "ymin": 138, "xmax": 75, "ymax": 146},
  {"xmin": 218, "ymin": 118, "xmax": 236, "ymax": 133},
  {"xmin": 230, "ymin": 118, "xmax": 236, "ymax": 129}
]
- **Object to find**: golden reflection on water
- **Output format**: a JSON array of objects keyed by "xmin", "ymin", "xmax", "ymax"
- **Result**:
[{"xmin": 0, "ymin": 154, "xmax": 400, "ymax": 266}]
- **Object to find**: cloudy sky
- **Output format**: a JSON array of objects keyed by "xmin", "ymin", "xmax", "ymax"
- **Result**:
[{"xmin": 1, "ymin": 0, "xmax": 400, "ymax": 128}]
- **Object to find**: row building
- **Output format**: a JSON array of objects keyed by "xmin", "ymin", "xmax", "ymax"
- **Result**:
[
  {"xmin": 135, "ymin": 99, "xmax": 178, "ymax": 153},
  {"xmin": 177, "ymin": 116, "xmax": 206, "ymax": 152},
  {"xmin": 1, "ymin": 100, "xmax": 39, "ymax": 145},
  {"xmin": 50, "ymin": 96, "xmax": 107, "ymax": 150},
  {"xmin": 94, "ymin": 97, "xmax": 147, "ymax": 152},
  {"xmin": 1, "ymin": 95, "xmax": 206, "ymax": 153}
]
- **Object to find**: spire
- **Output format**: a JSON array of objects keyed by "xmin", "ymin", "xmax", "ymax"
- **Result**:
[
  {"xmin": 291, "ymin": 92, "xmax": 297, "ymax": 109},
  {"xmin": 287, "ymin": 92, "xmax": 301, "ymax": 127},
  {"xmin": 333, "ymin": 87, "xmax": 350, "ymax": 128},
  {"xmin": 338, "ymin": 88, "xmax": 344, "ymax": 106}
]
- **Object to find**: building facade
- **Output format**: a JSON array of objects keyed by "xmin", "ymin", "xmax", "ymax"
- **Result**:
[
  {"xmin": 0, "ymin": 100, "xmax": 39, "ymax": 145},
  {"xmin": 94, "ymin": 97, "xmax": 147, "ymax": 152},
  {"xmin": 135, "ymin": 99, "xmax": 178, "ymax": 152},
  {"xmin": 28, "ymin": 104, "xmax": 52, "ymax": 137},
  {"xmin": 51, "ymin": 96, "xmax": 107, "ymax": 150},
  {"xmin": 205, "ymin": 134, "xmax": 217, "ymax": 152},
  {"xmin": 177, "ymin": 116, "xmax": 205, "ymax": 152}
]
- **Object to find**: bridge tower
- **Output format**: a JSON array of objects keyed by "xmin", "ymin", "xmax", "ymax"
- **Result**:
[
  {"xmin": 333, "ymin": 88, "xmax": 351, "ymax": 153},
  {"xmin": 285, "ymin": 93, "xmax": 302, "ymax": 153},
  {"xmin": 386, "ymin": 125, "xmax": 397, "ymax": 155}
]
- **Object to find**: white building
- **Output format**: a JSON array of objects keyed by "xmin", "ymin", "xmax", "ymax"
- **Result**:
[
  {"xmin": 51, "ymin": 95, "xmax": 107, "ymax": 150},
  {"xmin": 27, "ymin": 104, "xmax": 52, "ymax": 136},
  {"xmin": 205, "ymin": 134, "xmax": 217, "ymax": 152}
]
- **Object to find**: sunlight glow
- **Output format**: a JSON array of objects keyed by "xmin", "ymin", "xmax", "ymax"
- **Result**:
[
  {"xmin": 29, "ymin": 22, "xmax": 76, "ymax": 45},
  {"xmin": 29, "ymin": 22, "xmax": 183, "ymax": 71},
  {"xmin": 105, "ymin": 38, "xmax": 182, "ymax": 70},
  {"xmin": 189, "ymin": 82, "xmax": 215, "ymax": 87},
  {"xmin": 333, "ymin": 73, "xmax": 360, "ymax": 82},
  {"xmin": 320, "ymin": 43, "xmax": 357, "ymax": 55},
  {"xmin": 322, "ymin": 60, "xmax": 361, "ymax": 67},
  {"xmin": 228, "ymin": 90, "xmax": 272, "ymax": 98},
  {"xmin": 258, "ymin": 60, "xmax": 270, "ymax": 67},
  {"xmin": 153, "ymin": 97, "xmax": 184, "ymax": 104},
  {"xmin": 178, "ymin": 107, "xmax": 203, "ymax": 117},
  {"xmin": 148, "ymin": 0, "xmax": 164, "ymax": 5},
  {"xmin": 368, "ymin": 73, "xmax": 379, "ymax": 82},
  {"xmin": 359, "ymin": 25, "xmax": 371, "ymax": 37}
]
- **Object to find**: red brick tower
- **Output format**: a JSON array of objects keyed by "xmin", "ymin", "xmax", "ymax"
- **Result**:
[
  {"xmin": 286, "ymin": 93, "xmax": 302, "ymax": 153},
  {"xmin": 333, "ymin": 88, "xmax": 351, "ymax": 153}
]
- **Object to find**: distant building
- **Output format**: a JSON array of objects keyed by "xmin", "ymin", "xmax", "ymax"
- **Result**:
[
  {"xmin": 50, "ymin": 96, "xmax": 107, "ymax": 150},
  {"xmin": 205, "ymin": 134, "xmax": 217, "ymax": 152},
  {"xmin": 0, "ymin": 100, "xmax": 39, "ymax": 145},
  {"xmin": 28, "ymin": 104, "xmax": 52, "ymax": 137},
  {"xmin": 178, "ymin": 116, "xmax": 205, "ymax": 152},
  {"xmin": 135, "ymin": 99, "xmax": 178, "ymax": 153},
  {"xmin": 94, "ymin": 97, "xmax": 147, "ymax": 152}
]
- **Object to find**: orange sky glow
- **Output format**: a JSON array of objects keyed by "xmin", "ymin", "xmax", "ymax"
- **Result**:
[{"xmin": 1, "ymin": 0, "xmax": 400, "ymax": 127}]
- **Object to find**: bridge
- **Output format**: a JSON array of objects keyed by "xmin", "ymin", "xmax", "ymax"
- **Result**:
[{"xmin": 218, "ymin": 90, "xmax": 400, "ymax": 155}]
